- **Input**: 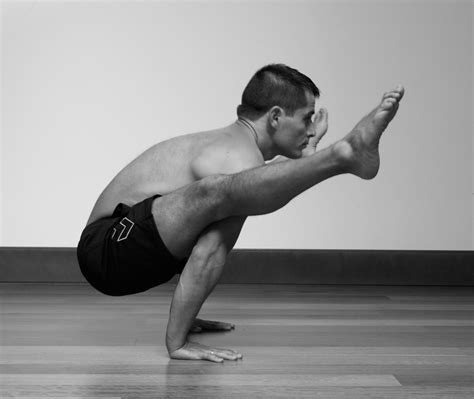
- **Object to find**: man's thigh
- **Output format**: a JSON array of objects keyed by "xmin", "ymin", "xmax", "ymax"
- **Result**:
[{"xmin": 151, "ymin": 175, "xmax": 234, "ymax": 259}]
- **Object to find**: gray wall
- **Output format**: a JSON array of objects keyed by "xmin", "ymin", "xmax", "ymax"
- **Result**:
[{"xmin": 1, "ymin": 0, "xmax": 473, "ymax": 250}]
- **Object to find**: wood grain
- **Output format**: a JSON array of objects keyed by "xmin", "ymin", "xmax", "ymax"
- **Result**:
[{"xmin": 1, "ymin": 283, "xmax": 473, "ymax": 398}]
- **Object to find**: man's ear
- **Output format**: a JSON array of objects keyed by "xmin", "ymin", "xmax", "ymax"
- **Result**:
[{"xmin": 267, "ymin": 106, "xmax": 284, "ymax": 129}]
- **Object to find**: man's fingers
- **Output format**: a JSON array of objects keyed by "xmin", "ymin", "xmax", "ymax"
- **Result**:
[
  {"xmin": 214, "ymin": 322, "xmax": 234, "ymax": 330},
  {"xmin": 198, "ymin": 319, "xmax": 235, "ymax": 330},
  {"xmin": 204, "ymin": 320, "xmax": 223, "ymax": 328},
  {"xmin": 313, "ymin": 108, "xmax": 328, "ymax": 138},
  {"xmin": 199, "ymin": 346, "xmax": 241, "ymax": 362},
  {"xmin": 216, "ymin": 347, "xmax": 243, "ymax": 358},
  {"xmin": 212, "ymin": 350, "xmax": 241, "ymax": 361},
  {"xmin": 205, "ymin": 345, "xmax": 242, "ymax": 360},
  {"xmin": 204, "ymin": 353, "xmax": 224, "ymax": 363},
  {"xmin": 317, "ymin": 108, "xmax": 328, "ymax": 122},
  {"xmin": 170, "ymin": 341, "xmax": 243, "ymax": 363}
]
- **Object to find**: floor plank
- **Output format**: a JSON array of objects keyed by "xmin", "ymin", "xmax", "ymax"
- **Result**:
[{"xmin": 1, "ymin": 283, "xmax": 473, "ymax": 398}]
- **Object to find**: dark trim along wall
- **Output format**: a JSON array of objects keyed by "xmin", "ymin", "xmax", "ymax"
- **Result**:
[{"xmin": 0, "ymin": 247, "xmax": 473, "ymax": 285}]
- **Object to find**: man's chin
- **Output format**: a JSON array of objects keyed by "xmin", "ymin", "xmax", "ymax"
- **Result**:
[
  {"xmin": 284, "ymin": 150, "xmax": 302, "ymax": 159},
  {"xmin": 277, "ymin": 149, "xmax": 303, "ymax": 159},
  {"xmin": 296, "ymin": 149, "xmax": 305, "ymax": 159}
]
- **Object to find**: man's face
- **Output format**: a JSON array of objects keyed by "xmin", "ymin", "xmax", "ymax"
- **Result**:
[{"xmin": 273, "ymin": 91, "xmax": 316, "ymax": 159}]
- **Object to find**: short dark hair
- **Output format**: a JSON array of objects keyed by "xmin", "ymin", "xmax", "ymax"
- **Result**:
[{"xmin": 236, "ymin": 64, "xmax": 320, "ymax": 121}]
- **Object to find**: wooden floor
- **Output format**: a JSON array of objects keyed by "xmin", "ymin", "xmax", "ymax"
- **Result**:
[{"xmin": 0, "ymin": 283, "xmax": 473, "ymax": 398}]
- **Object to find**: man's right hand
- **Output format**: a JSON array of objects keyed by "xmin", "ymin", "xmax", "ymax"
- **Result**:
[
  {"xmin": 302, "ymin": 108, "xmax": 328, "ymax": 157},
  {"xmin": 168, "ymin": 341, "xmax": 243, "ymax": 363}
]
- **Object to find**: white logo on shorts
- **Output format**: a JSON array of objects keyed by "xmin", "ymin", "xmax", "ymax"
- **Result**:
[{"xmin": 111, "ymin": 217, "xmax": 134, "ymax": 242}]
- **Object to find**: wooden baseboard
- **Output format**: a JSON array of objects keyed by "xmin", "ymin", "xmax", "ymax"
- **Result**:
[{"xmin": 0, "ymin": 247, "xmax": 472, "ymax": 285}]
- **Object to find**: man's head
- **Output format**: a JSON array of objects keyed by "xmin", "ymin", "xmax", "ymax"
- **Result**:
[{"xmin": 237, "ymin": 64, "xmax": 321, "ymax": 159}]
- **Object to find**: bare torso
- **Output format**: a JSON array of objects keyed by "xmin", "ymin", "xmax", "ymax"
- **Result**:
[{"xmin": 86, "ymin": 122, "xmax": 265, "ymax": 226}]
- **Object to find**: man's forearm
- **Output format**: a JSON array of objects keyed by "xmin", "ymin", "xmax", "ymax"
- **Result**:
[
  {"xmin": 165, "ymin": 254, "xmax": 224, "ymax": 353},
  {"xmin": 165, "ymin": 216, "xmax": 246, "ymax": 354}
]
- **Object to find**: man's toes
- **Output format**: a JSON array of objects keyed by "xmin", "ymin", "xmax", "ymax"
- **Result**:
[
  {"xmin": 382, "ymin": 98, "xmax": 396, "ymax": 109},
  {"xmin": 384, "ymin": 92, "xmax": 401, "ymax": 101},
  {"xmin": 395, "ymin": 85, "xmax": 405, "ymax": 99},
  {"xmin": 383, "ymin": 86, "xmax": 404, "ymax": 101}
]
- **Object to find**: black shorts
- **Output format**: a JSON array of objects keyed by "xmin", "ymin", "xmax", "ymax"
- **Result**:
[{"xmin": 77, "ymin": 195, "xmax": 188, "ymax": 296}]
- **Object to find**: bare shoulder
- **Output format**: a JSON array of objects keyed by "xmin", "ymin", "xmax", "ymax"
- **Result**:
[{"xmin": 191, "ymin": 128, "xmax": 264, "ymax": 179}]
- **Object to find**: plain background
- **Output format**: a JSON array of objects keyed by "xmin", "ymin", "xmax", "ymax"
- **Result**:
[{"xmin": 1, "ymin": 0, "xmax": 473, "ymax": 250}]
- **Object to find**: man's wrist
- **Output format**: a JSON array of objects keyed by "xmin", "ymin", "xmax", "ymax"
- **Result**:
[
  {"xmin": 301, "ymin": 148, "xmax": 317, "ymax": 157},
  {"xmin": 166, "ymin": 333, "xmax": 186, "ymax": 353}
]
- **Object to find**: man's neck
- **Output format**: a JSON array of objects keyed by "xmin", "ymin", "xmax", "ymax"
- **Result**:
[{"xmin": 234, "ymin": 118, "xmax": 277, "ymax": 161}]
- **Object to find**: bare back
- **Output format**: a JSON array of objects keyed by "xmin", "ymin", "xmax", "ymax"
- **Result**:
[{"xmin": 86, "ymin": 123, "xmax": 264, "ymax": 226}]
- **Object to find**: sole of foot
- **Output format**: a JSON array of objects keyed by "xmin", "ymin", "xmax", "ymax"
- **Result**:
[{"xmin": 336, "ymin": 85, "xmax": 405, "ymax": 179}]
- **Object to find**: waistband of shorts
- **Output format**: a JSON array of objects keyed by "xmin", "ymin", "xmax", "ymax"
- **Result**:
[
  {"xmin": 143, "ymin": 194, "xmax": 162, "ymax": 214},
  {"xmin": 111, "ymin": 194, "xmax": 161, "ymax": 219}
]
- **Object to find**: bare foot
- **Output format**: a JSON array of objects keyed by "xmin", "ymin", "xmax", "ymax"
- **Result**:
[{"xmin": 335, "ymin": 85, "xmax": 405, "ymax": 179}]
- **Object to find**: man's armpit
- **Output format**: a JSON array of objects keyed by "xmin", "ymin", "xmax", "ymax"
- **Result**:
[{"xmin": 191, "ymin": 151, "xmax": 263, "ymax": 180}]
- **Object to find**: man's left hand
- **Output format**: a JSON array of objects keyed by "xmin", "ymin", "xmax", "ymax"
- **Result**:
[{"xmin": 189, "ymin": 318, "xmax": 236, "ymax": 333}]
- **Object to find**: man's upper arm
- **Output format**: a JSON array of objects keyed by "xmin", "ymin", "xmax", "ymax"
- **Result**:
[
  {"xmin": 188, "ymin": 146, "xmax": 261, "ymax": 252},
  {"xmin": 184, "ymin": 149, "xmax": 258, "ymax": 263}
]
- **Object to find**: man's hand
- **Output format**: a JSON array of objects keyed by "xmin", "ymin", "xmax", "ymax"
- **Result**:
[
  {"xmin": 169, "ymin": 341, "xmax": 243, "ymax": 363},
  {"xmin": 302, "ymin": 108, "xmax": 328, "ymax": 157},
  {"xmin": 189, "ymin": 318, "xmax": 235, "ymax": 333}
]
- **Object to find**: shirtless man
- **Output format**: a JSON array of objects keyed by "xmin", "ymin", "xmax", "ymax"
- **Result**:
[{"xmin": 77, "ymin": 64, "xmax": 405, "ymax": 363}]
